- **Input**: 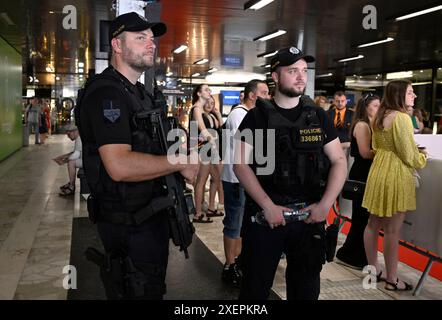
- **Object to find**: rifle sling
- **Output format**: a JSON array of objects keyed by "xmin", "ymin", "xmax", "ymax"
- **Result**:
[{"xmin": 98, "ymin": 196, "xmax": 174, "ymax": 226}]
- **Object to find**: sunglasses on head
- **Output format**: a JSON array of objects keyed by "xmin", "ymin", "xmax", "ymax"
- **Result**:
[
  {"xmin": 362, "ymin": 92, "xmax": 379, "ymax": 104},
  {"xmin": 362, "ymin": 93, "xmax": 374, "ymax": 101}
]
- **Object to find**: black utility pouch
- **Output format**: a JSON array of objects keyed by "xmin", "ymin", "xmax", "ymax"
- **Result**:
[
  {"xmin": 87, "ymin": 195, "xmax": 100, "ymax": 224},
  {"xmin": 305, "ymin": 222, "xmax": 327, "ymax": 272},
  {"xmin": 325, "ymin": 217, "xmax": 340, "ymax": 262}
]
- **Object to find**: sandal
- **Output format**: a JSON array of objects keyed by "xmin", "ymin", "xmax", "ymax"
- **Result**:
[
  {"xmin": 192, "ymin": 214, "xmax": 213, "ymax": 223},
  {"xmin": 206, "ymin": 209, "xmax": 224, "ymax": 217},
  {"xmin": 59, "ymin": 185, "xmax": 75, "ymax": 196},
  {"xmin": 385, "ymin": 278, "xmax": 413, "ymax": 291},
  {"xmin": 60, "ymin": 182, "xmax": 71, "ymax": 190},
  {"xmin": 366, "ymin": 269, "xmax": 386, "ymax": 285},
  {"xmin": 376, "ymin": 270, "xmax": 386, "ymax": 283}
]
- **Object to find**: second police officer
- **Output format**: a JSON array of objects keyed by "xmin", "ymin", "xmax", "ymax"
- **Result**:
[{"xmin": 233, "ymin": 47, "xmax": 347, "ymax": 300}]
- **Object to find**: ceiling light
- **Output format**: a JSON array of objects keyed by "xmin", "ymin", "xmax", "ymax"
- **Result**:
[
  {"xmin": 386, "ymin": 71, "xmax": 413, "ymax": 80},
  {"xmin": 394, "ymin": 5, "xmax": 442, "ymax": 21},
  {"xmin": 357, "ymin": 37, "xmax": 394, "ymax": 48},
  {"xmin": 244, "ymin": 0, "xmax": 275, "ymax": 10},
  {"xmin": 166, "ymin": 71, "xmax": 173, "ymax": 77},
  {"xmin": 55, "ymin": 76, "xmax": 60, "ymax": 81},
  {"xmin": 208, "ymin": 68, "xmax": 218, "ymax": 73},
  {"xmin": 257, "ymin": 50, "xmax": 278, "ymax": 58},
  {"xmin": 260, "ymin": 64, "xmax": 271, "ymax": 68},
  {"xmin": 253, "ymin": 29, "xmax": 286, "ymax": 42},
  {"xmin": 173, "ymin": 44, "xmax": 188, "ymax": 54},
  {"xmin": 205, "ymin": 71, "xmax": 266, "ymax": 84},
  {"xmin": 45, "ymin": 67, "xmax": 53, "ymax": 72},
  {"xmin": 412, "ymin": 81, "xmax": 432, "ymax": 86},
  {"xmin": 316, "ymin": 73, "xmax": 333, "ymax": 78},
  {"xmin": 78, "ymin": 62, "xmax": 84, "ymax": 68},
  {"xmin": 194, "ymin": 58, "xmax": 209, "ymax": 65},
  {"xmin": 49, "ymin": 11, "xmax": 54, "ymax": 14},
  {"xmin": 191, "ymin": 72, "xmax": 200, "ymax": 77},
  {"xmin": 78, "ymin": 68, "xmax": 84, "ymax": 73},
  {"xmin": 337, "ymin": 55, "xmax": 364, "ymax": 63}
]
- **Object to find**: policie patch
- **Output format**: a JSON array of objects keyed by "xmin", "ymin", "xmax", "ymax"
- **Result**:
[
  {"xmin": 102, "ymin": 100, "xmax": 121, "ymax": 124},
  {"xmin": 299, "ymin": 127, "xmax": 323, "ymax": 144}
]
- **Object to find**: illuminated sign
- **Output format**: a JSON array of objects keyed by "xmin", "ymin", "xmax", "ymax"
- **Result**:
[{"xmin": 222, "ymin": 54, "xmax": 243, "ymax": 67}]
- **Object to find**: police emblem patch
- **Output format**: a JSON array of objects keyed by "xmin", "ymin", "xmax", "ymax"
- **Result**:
[
  {"xmin": 289, "ymin": 47, "xmax": 300, "ymax": 54},
  {"xmin": 103, "ymin": 100, "xmax": 121, "ymax": 124}
]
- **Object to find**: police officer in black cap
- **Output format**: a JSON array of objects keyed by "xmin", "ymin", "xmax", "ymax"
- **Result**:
[
  {"xmin": 78, "ymin": 12, "xmax": 198, "ymax": 299},
  {"xmin": 233, "ymin": 46, "xmax": 347, "ymax": 300}
]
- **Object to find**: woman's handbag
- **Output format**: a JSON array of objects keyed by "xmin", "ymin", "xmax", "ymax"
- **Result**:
[{"xmin": 341, "ymin": 179, "xmax": 366, "ymax": 200}]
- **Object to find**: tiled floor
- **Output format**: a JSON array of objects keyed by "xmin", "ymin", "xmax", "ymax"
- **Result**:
[{"xmin": 0, "ymin": 134, "xmax": 440, "ymax": 300}]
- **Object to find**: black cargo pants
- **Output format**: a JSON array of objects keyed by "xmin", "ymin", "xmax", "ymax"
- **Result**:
[
  {"xmin": 239, "ymin": 215, "xmax": 326, "ymax": 300},
  {"xmin": 96, "ymin": 211, "xmax": 170, "ymax": 300}
]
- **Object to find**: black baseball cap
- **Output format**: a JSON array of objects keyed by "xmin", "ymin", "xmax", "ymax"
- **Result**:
[
  {"xmin": 109, "ymin": 12, "xmax": 167, "ymax": 43},
  {"xmin": 270, "ymin": 47, "xmax": 315, "ymax": 72}
]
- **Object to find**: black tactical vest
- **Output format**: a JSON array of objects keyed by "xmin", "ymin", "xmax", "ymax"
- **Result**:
[
  {"xmin": 255, "ymin": 97, "xmax": 330, "ymax": 204},
  {"xmin": 75, "ymin": 66, "xmax": 167, "ymax": 214}
]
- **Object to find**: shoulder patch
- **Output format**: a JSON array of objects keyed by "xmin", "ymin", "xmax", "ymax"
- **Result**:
[{"xmin": 102, "ymin": 100, "xmax": 121, "ymax": 124}]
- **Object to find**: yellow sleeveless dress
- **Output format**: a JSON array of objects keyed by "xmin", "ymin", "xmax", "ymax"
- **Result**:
[{"xmin": 362, "ymin": 112, "xmax": 427, "ymax": 217}]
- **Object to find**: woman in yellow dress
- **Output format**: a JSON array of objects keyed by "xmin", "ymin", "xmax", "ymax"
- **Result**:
[{"xmin": 362, "ymin": 80, "xmax": 427, "ymax": 291}]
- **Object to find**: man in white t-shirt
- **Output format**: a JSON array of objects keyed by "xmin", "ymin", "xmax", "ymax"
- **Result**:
[
  {"xmin": 221, "ymin": 79, "xmax": 270, "ymax": 286},
  {"xmin": 53, "ymin": 124, "xmax": 82, "ymax": 196}
]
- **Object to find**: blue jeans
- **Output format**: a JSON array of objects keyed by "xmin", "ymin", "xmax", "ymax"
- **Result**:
[
  {"xmin": 222, "ymin": 181, "xmax": 245, "ymax": 239},
  {"xmin": 28, "ymin": 122, "xmax": 40, "ymax": 144}
]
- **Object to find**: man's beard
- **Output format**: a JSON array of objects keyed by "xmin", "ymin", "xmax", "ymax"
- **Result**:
[
  {"xmin": 278, "ymin": 82, "xmax": 305, "ymax": 98},
  {"xmin": 123, "ymin": 47, "xmax": 154, "ymax": 72}
]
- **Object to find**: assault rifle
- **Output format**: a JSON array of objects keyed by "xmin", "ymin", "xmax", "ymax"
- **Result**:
[{"xmin": 134, "ymin": 108, "xmax": 195, "ymax": 259}]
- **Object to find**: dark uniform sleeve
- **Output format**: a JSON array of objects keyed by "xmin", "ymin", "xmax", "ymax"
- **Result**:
[
  {"xmin": 317, "ymin": 107, "xmax": 338, "ymax": 145},
  {"xmin": 84, "ymin": 86, "xmax": 132, "ymax": 147}
]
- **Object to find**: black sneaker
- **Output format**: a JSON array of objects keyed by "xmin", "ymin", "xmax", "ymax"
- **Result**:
[
  {"xmin": 222, "ymin": 263, "xmax": 242, "ymax": 287},
  {"xmin": 234, "ymin": 255, "xmax": 242, "ymax": 272}
]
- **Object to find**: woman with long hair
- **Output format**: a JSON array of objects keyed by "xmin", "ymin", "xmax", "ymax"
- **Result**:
[
  {"xmin": 189, "ymin": 84, "xmax": 221, "ymax": 222},
  {"xmin": 206, "ymin": 96, "xmax": 225, "ymax": 217},
  {"xmin": 336, "ymin": 93, "xmax": 380, "ymax": 269},
  {"xmin": 362, "ymin": 80, "xmax": 427, "ymax": 291}
]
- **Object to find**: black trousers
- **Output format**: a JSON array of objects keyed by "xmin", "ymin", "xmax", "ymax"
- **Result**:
[
  {"xmin": 96, "ymin": 212, "xmax": 170, "ymax": 300},
  {"xmin": 239, "ymin": 217, "xmax": 326, "ymax": 300}
]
